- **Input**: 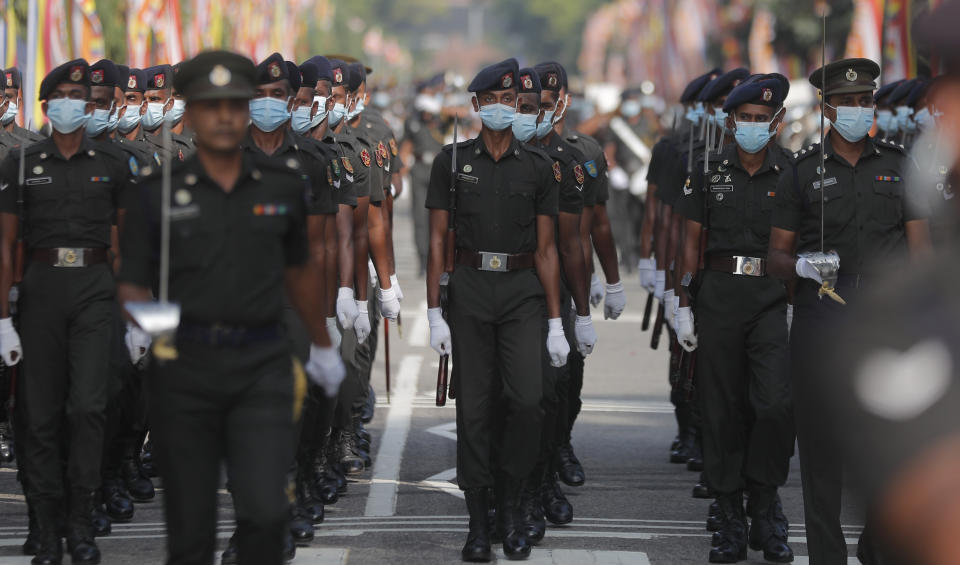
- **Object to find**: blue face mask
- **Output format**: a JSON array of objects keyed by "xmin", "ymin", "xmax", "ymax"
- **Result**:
[
  {"xmin": 734, "ymin": 120, "xmax": 774, "ymax": 154},
  {"xmin": 828, "ymin": 104, "xmax": 874, "ymax": 142},
  {"xmin": 249, "ymin": 97, "xmax": 291, "ymax": 132},
  {"xmin": 141, "ymin": 101, "xmax": 167, "ymax": 130},
  {"xmin": 711, "ymin": 108, "xmax": 728, "ymax": 127},
  {"xmin": 347, "ymin": 98, "xmax": 365, "ymax": 121},
  {"xmin": 291, "ymin": 96, "xmax": 328, "ymax": 134},
  {"xmin": 876, "ymin": 109, "xmax": 896, "ymax": 134},
  {"xmin": 536, "ymin": 110, "xmax": 555, "ymax": 139},
  {"xmin": 85, "ymin": 107, "xmax": 113, "ymax": 137},
  {"xmin": 685, "ymin": 102, "xmax": 704, "ymax": 124},
  {"xmin": 621, "ymin": 100, "xmax": 641, "ymax": 118},
  {"xmin": 477, "ymin": 102, "xmax": 516, "ymax": 131},
  {"xmin": 328, "ymin": 102, "xmax": 347, "ymax": 126},
  {"xmin": 895, "ymin": 106, "xmax": 913, "ymax": 131},
  {"xmin": 512, "ymin": 112, "xmax": 540, "ymax": 142},
  {"xmin": 914, "ymin": 107, "xmax": 934, "ymax": 129},
  {"xmin": 1, "ymin": 98, "xmax": 18, "ymax": 126},
  {"xmin": 164, "ymin": 99, "xmax": 185, "ymax": 125},
  {"xmin": 46, "ymin": 98, "xmax": 90, "ymax": 134},
  {"xmin": 117, "ymin": 104, "xmax": 142, "ymax": 133}
]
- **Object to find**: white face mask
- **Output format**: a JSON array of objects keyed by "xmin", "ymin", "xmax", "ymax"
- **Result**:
[
  {"xmin": 1, "ymin": 97, "xmax": 19, "ymax": 125},
  {"xmin": 164, "ymin": 99, "xmax": 186, "ymax": 124},
  {"xmin": 141, "ymin": 99, "xmax": 169, "ymax": 130}
]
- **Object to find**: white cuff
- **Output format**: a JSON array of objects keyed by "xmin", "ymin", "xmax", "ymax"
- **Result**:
[
  {"xmin": 606, "ymin": 280, "xmax": 624, "ymax": 293},
  {"xmin": 547, "ymin": 317, "xmax": 564, "ymax": 335},
  {"xmin": 427, "ymin": 307, "xmax": 444, "ymax": 324},
  {"xmin": 338, "ymin": 287, "xmax": 355, "ymax": 300}
]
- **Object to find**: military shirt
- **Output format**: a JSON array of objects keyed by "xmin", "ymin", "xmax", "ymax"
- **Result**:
[
  {"xmin": 657, "ymin": 129, "xmax": 701, "ymax": 208},
  {"xmin": 539, "ymin": 137, "xmax": 585, "ymax": 215},
  {"xmin": 909, "ymin": 132, "xmax": 955, "ymax": 246},
  {"xmin": 772, "ymin": 135, "xmax": 929, "ymax": 277},
  {"xmin": 242, "ymin": 130, "xmax": 337, "ymax": 216},
  {"xmin": 324, "ymin": 131, "xmax": 368, "ymax": 205},
  {"xmin": 676, "ymin": 143, "xmax": 791, "ymax": 257},
  {"xmin": 296, "ymin": 134, "xmax": 355, "ymax": 209},
  {"xmin": 564, "ymin": 131, "xmax": 609, "ymax": 204},
  {"xmin": 347, "ymin": 123, "xmax": 385, "ymax": 204},
  {"xmin": 137, "ymin": 128, "xmax": 195, "ymax": 163},
  {"xmin": 0, "ymin": 136, "xmax": 131, "ymax": 249},
  {"xmin": 365, "ymin": 106, "xmax": 402, "ymax": 176},
  {"xmin": 118, "ymin": 153, "xmax": 309, "ymax": 326},
  {"xmin": 425, "ymin": 136, "xmax": 559, "ymax": 254},
  {"xmin": 10, "ymin": 124, "xmax": 45, "ymax": 145},
  {"xmin": 403, "ymin": 114, "xmax": 444, "ymax": 166}
]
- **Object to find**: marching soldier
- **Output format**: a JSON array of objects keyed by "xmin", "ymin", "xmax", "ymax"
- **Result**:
[
  {"xmin": 0, "ymin": 58, "xmax": 134, "ymax": 565},
  {"xmin": 117, "ymin": 49, "xmax": 344, "ymax": 565},
  {"xmin": 1, "ymin": 68, "xmax": 44, "ymax": 144},
  {"xmin": 426, "ymin": 58, "xmax": 566, "ymax": 562},
  {"xmin": 676, "ymin": 74, "xmax": 795, "ymax": 564},
  {"xmin": 767, "ymin": 57, "xmax": 932, "ymax": 565},
  {"xmin": 136, "ymin": 65, "xmax": 193, "ymax": 161},
  {"xmin": 117, "ymin": 68, "xmax": 147, "ymax": 142},
  {"xmin": 874, "ymin": 79, "xmax": 906, "ymax": 141}
]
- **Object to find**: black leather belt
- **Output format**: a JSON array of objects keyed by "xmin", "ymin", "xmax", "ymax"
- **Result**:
[
  {"xmin": 706, "ymin": 255, "xmax": 766, "ymax": 277},
  {"xmin": 455, "ymin": 248, "xmax": 535, "ymax": 272},
  {"xmin": 177, "ymin": 322, "xmax": 283, "ymax": 347},
  {"xmin": 31, "ymin": 247, "xmax": 109, "ymax": 267}
]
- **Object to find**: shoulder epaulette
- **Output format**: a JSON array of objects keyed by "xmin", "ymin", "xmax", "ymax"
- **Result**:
[
  {"xmin": 249, "ymin": 152, "xmax": 305, "ymax": 177},
  {"xmin": 441, "ymin": 138, "xmax": 476, "ymax": 154},
  {"xmin": 875, "ymin": 137, "xmax": 906, "ymax": 154},
  {"xmin": 792, "ymin": 143, "xmax": 820, "ymax": 163}
]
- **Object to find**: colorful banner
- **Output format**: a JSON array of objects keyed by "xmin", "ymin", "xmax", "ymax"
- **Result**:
[
  {"xmin": 882, "ymin": 0, "xmax": 916, "ymax": 80},
  {"xmin": 72, "ymin": 0, "xmax": 105, "ymax": 62}
]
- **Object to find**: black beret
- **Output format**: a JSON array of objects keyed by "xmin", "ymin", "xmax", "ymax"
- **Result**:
[
  {"xmin": 173, "ymin": 50, "xmax": 257, "ymax": 102},
  {"xmin": 3, "ymin": 68, "xmax": 21, "ymax": 90},
  {"xmin": 143, "ymin": 64, "xmax": 172, "ymax": 90},
  {"xmin": 323, "ymin": 54, "xmax": 372, "ymax": 74},
  {"xmin": 517, "ymin": 67, "xmax": 541, "ymax": 95},
  {"xmin": 89, "ymin": 59, "xmax": 120, "ymax": 88},
  {"xmin": 427, "ymin": 72, "xmax": 445, "ymax": 89},
  {"xmin": 328, "ymin": 59, "xmax": 347, "ymax": 88},
  {"xmin": 297, "ymin": 62, "xmax": 321, "ymax": 90},
  {"xmin": 285, "ymin": 61, "xmax": 302, "ymax": 91},
  {"xmin": 905, "ymin": 78, "xmax": 930, "ymax": 107},
  {"xmin": 680, "ymin": 68, "xmax": 721, "ymax": 103},
  {"xmin": 889, "ymin": 78, "xmax": 917, "ymax": 106},
  {"xmin": 124, "ymin": 68, "xmax": 147, "ymax": 93},
  {"xmin": 255, "ymin": 52, "xmax": 289, "ymax": 85},
  {"xmin": 808, "ymin": 58, "xmax": 880, "ymax": 96},
  {"xmin": 303, "ymin": 56, "xmax": 333, "ymax": 84},
  {"xmin": 874, "ymin": 79, "xmax": 906, "ymax": 103},
  {"xmin": 468, "ymin": 58, "xmax": 519, "ymax": 93},
  {"xmin": 722, "ymin": 73, "xmax": 789, "ymax": 112},
  {"xmin": 913, "ymin": 0, "xmax": 960, "ymax": 74},
  {"xmin": 534, "ymin": 61, "xmax": 564, "ymax": 92},
  {"xmin": 39, "ymin": 58, "xmax": 89, "ymax": 101},
  {"xmin": 346, "ymin": 62, "xmax": 366, "ymax": 91},
  {"xmin": 115, "ymin": 64, "xmax": 129, "ymax": 85},
  {"xmin": 698, "ymin": 67, "xmax": 750, "ymax": 103}
]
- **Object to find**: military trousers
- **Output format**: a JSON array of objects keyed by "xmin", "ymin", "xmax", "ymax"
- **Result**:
[
  {"xmin": 336, "ymin": 286, "xmax": 380, "ymax": 427},
  {"xmin": 449, "ymin": 265, "xmax": 545, "ymax": 489},
  {"xmin": 535, "ymin": 291, "xmax": 576, "ymax": 473},
  {"xmin": 410, "ymin": 163, "xmax": 431, "ymax": 273},
  {"xmin": 19, "ymin": 262, "xmax": 115, "ymax": 500},
  {"xmin": 792, "ymin": 280, "xmax": 861, "ymax": 565},
  {"xmin": 150, "ymin": 338, "xmax": 297, "ymax": 565},
  {"xmin": 695, "ymin": 270, "xmax": 794, "ymax": 496}
]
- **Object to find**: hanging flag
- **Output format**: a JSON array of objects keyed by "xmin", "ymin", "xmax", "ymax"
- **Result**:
[
  {"xmin": 882, "ymin": 0, "xmax": 916, "ymax": 80},
  {"xmin": 154, "ymin": 0, "xmax": 184, "ymax": 64},
  {"xmin": 1, "ymin": 0, "xmax": 15, "ymax": 68},
  {"xmin": 845, "ymin": 0, "xmax": 882, "ymax": 65},
  {"xmin": 72, "ymin": 0, "xmax": 105, "ymax": 62}
]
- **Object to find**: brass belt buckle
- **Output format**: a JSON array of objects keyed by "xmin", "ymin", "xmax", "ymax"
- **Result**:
[
  {"xmin": 734, "ymin": 256, "xmax": 762, "ymax": 277},
  {"xmin": 479, "ymin": 252, "xmax": 508, "ymax": 272},
  {"xmin": 55, "ymin": 247, "xmax": 84, "ymax": 267}
]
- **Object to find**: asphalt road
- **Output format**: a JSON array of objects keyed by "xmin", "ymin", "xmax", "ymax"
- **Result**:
[{"xmin": 0, "ymin": 193, "xmax": 865, "ymax": 564}]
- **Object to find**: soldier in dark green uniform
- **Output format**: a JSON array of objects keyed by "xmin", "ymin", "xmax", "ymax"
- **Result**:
[
  {"xmin": 0, "ymin": 58, "xmax": 134, "ymax": 565},
  {"xmin": 767, "ymin": 58, "xmax": 933, "ymax": 565},
  {"xmin": 675, "ymin": 74, "xmax": 795, "ymax": 564},
  {"xmin": 1, "ymin": 68, "xmax": 44, "ymax": 144},
  {"xmin": 117, "ymin": 68, "xmax": 147, "ymax": 142},
  {"xmin": 136, "ymin": 65, "xmax": 193, "ymax": 161},
  {"xmin": 117, "ymin": 50, "xmax": 344, "ymax": 565},
  {"xmin": 873, "ymin": 80, "xmax": 906, "ymax": 141},
  {"xmin": 425, "ymin": 58, "xmax": 566, "ymax": 562}
]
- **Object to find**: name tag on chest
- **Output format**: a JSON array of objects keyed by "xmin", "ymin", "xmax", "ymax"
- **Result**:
[
  {"xmin": 811, "ymin": 177, "xmax": 837, "ymax": 190},
  {"xmin": 25, "ymin": 176, "xmax": 52, "ymax": 186},
  {"xmin": 709, "ymin": 184, "xmax": 733, "ymax": 193},
  {"xmin": 456, "ymin": 173, "xmax": 479, "ymax": 184}
]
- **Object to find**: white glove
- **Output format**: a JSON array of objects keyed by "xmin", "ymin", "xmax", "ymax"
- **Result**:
[
  {"xmin": 379, "ymin": 286, "xmax": 401, "ymax": 320},
  {"xmin": 574, "ymin": 315, "xmax": 597, "ymax": 356},
  {"xmin": 676, "ymin": 306, "xmax": 698, "ymax": 352},
  {"xmin": 124, "ymin": 322, "xmax": 152, "ymax": 364},
  {"xmin": 326, "ymin": 317, "xmax": 342, "ymax": 350},
  {"xmin": 354, "ymin": 300, "xmax": 371, "ymax": 343},
  {"xmin": 0, "ymin": 317, "xmax": 22, "ymax": 366},
  {"xmin": 673, "ymin": 294, "xmax": 681, "ymax": 327},
  {"xmin": 336, "ymin": 287, "xmax": 359, "ymax": 329},
  {"xmin": 786, "ymin": 304, "xmax": 794, "ymax": 337},
  {"xmin": 546, "ymin": 318, "xmax": 570, "ymax": 368},
  {"xmin": 427, "ymin": 307, "xmax": 451, "ymax": 355},
  {"xmin": 368, "ymin": 259, "xmax": 378, "ymax": 286},
  {"xmin": 663, "ymin": 289, "xmax": 676, "ymax": 329},
  {"xmin": 795, "ymin": 257, "xmax": 824, "ymax": 284},
  {"xmin": 604, "ymin": 281, "xmax": 626, "ymax": 320},
  {"xmin": 305, "ymin": 344, "xmax": 346, "ymax": 398},
  {"xmin": 589, "ymin": 273, "xmax": 604, "ymax": 307},
  {"xmin": 638, "ymin": 258, "xmax": 656, "ymax": 292},
  {"xmin": 654, "ymin": 270, "xmax": 666, "ymax": 300},
  {"xmin": 390, "ymin": 274, "xmax": 404, "ymax": 302}
]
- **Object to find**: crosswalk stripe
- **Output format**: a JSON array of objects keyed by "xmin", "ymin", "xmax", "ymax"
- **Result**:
[{"xmin": 493, "ymin": 549, "xmax": 651, "ymax": 565}]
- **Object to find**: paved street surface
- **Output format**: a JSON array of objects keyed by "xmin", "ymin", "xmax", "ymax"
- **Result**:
[{"xmin": 0, "ymin": 195, "xmax": 865, "ymax": 564}]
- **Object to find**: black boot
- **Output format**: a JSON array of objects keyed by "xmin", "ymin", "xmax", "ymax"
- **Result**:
[
  {"xmin": 30, "ymin": 499, "xmax": 62, "ymax": 565},
  {"xmin": 748, "ymin": 490, "xmax": 793, "ymax": 563},
  {"xmin": 0, "ymin": 420, "xmax": 14, "ymax": 463},
  {"xmin": 461, "ymin": 488, "xmax": 492, "ymax": 562},
  {"xmin": 486, "ymin": 488, "xmax": 500, "ymax": 544},
  {"xmin": 686, "ymin": 434, "xmax": 704, "ymax": 472},
  {"xmin": 100, "ymin": 479, "xmax": 133, "ymax": 522},
  {"xmin": 519, "ymin": 477, "xmax": 545, "ymax": 545},
  {"xmin": 353, "ymin": 414, "xmax": 372, "ymax": 445},
  {"xmin": 692, "ymin": 472, "xmax": 714, "ymax": 499},
  {"xmin": 709, "ymin": 493, "xmax": 747, "ymax": 563},
  {"xmin": 335, "ymin": 428, "xmax": 364, "ymax": 475},
  {"xmin": 290, "ymin": 474, "xmax": 316, "ymax": 543},
  {"xmin": 670, "ymin": 425, "xmax": 695, "ymax": 464},
  {"xmin": 23, "ymin": 500, "xmax": 41, "ymax": 555},
  {"xmin": 139, "ymin": 439, "xmax": 158, "ymax": 478},
  {"xmin": 90, "ymin": 504, "xmax": 111, "ymax": 538},
  {"xmin": 497, "ymin": 479, "xmax": 531, "ymax": 560},
  {"xmin": 556, "ymin": 442, "xmax": 585, "ymax": 487},
  {"xmin": 283, "ymin": 530, "xmax": 296, "ymax": 562},
  {"xmin": 706, "ymin": 500, "xmax": 722, "ymax": 532},
  {"xmin": 539, "ymin": 473, "xmax": 573, "ymax": 525},
  {"xmin": 66, "ymin": 489, "xmax": 100, "ymax": 564},
  {"xmin": 314, "ymin": 434, "xmax": 341, "ymax": 503},
  {"xmin": 220, "ymin": 531, "xmax": 238, "ymax": 565},
  {"xmin": 120, "ymin": 456, "xmax": 155, "ymax": 502}
]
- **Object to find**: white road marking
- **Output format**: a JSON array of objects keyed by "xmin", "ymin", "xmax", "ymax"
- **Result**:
[
  {"xmin": 418, "ymin": 467, "xmax": 463, "ymax": 500},
  {"xmin": 364, "ymin": 354, "xmax": 422, "ymax": 517},
  {"xmin": 407, "ymin": 395, "xmax": 675, "ymax": 414},
  {"xmin": 289, "ymin": 547, "xmax": 349, "ymax": 564},
  {"xmin": 792, "ymin": 559, "xmax": 860, "ymax": 565},
  {"xmin": 424, "ymin": 421, "xmax": 457, "ymax": 442},
  {"xmin": 492, "ymin": 549, "xmax": 651, "ymax": 564},
  {"xmin": 408, "ymin": 301, "xmax": 428, "ymax": 347}
]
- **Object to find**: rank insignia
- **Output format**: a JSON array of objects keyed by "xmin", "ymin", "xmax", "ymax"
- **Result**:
[
  {"xmin": 268, "ymin": 62, "xmax": 282, "ymax": 79},
  {"xmin": 574, "ymin": 164, "xmax": 585, "ymax": 185},
  {"xmin": 128, "ymin": 74, "xmax": 137, "ymax": 89},
  {"xmin": 552, "ymin": 161, "xmax": 562, "ymax": 182},
  {"xmin": 341, "ymin": 157, "xmax": 353, "ymax": 174},
  {"xmin": 711, "ymin": 174, "xmax": 721, "ymax": 183},
  {"xmin": 154, "ymin": 73, "xmax": 165, "ymax": 88},
  {"xmin": 4, "ymin": 73, "xmax": 11, "ymax": 87},
  {"xmin": 584, "ymin": 160, "xmax": 598, "ymax": 178},
  {"xmin": 209, "ymin": 65, "xmax": 231, "ymax": 87},
  {"xmin": 331, "ymin": 159, "xmax": 340, "ymax": 177},
  {"xmin": 333, "ymin": 68, "xmax": 343, "ymax": 84},
  {"xmin": 762, "ymin": 88, "xmax": 772, "ymax": 102},
  {"xmin": 389, "ymin": 138, "xmax": 398, "ymax": 156},
  {"xmin": 376, "ymin": 151, "xmax": 383, "ymax": 168},
  {"xmin": 69, "ymin": 66, "xmax": 84, "ymax": 82},
  {"xmin": 128, "ymin": 156, "xmax": 139, "ymax": 176},
  {"xmin": 360, "ymin": 149, "xmax": 371, "ymax": 167},
  {"xmin": 91, "ymin": 70, "xmax": 104, "ymax": 84},
  {"xmin": 501, "ymin": 73, "xmax": 513, "ymax": 88}
]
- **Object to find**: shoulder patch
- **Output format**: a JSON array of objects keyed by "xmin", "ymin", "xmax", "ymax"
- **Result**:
[
  {"xmin": 552, "ymin": 161, "xmax": 562, "ymax": 183},
  {"xmin": 341, "ymin": 156, "xmax": 354, "ymax": 174},
  {"xmin": 128, "ymin": 155, "xmax": 139, "ymax": 177},
  {"xmin": 584, "ymin": 160, "xmax": 599, "ymax": 178},
  {"xmin": 375, "ymin": 150, "xmax": 383, "ymax": 168},
  {"xmin": 360, "ymin": 149, "xmax": 371, "ymax": 168},
  {"xmin": 326, "ymin": 165, "xmax": 333, "ymax": 186},
  {"xmin": 574, "ymin": 164, "xmax": 585, "ymax": 185},
  {"xmin": 389, "ymin": 138, "xmax": 398, "ymax": 156}
]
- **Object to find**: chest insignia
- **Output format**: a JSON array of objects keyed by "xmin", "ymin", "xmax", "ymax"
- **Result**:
[
  {"xmin": 711, "ymin": 174, "xmax": 721, "ymax": 183},
  {"xmin": 327, "ymin": 166, "xmax": 334, "ymax": 186},
  {"xmin": 170, "ymin": 204, "xmax": 200, "ymax": 220},
  {"xmin": 463, "ymin": 164, "xmax": 473, "ymax": 173},
  {"xmin": 341, "ymin": 157, "xmax": 353, "ymax": 174},
  {"xmin": 456, "ymin": 173, "xmax": 479, "ymax": 184},
  {"xmin": 874, "ymin": 176, "xmax": 901, "ymax": 182},
  {"xmin": 715, "ymin": 193, "xmax": 725, "ymax": 202},
  {"xmin": 812, "ymin": 177, "xmax": 838, "ymax": 190},
  {"xmin": 253, "ymin": 203, "xmax": 289, "ymax": 216},
  {"xmin": 360, "ymin": 149, "xmax": 371, "ymax": 168},
  {"xmin": 683, "ymin": 178, "xmax": 693, "ymax": 196},
  {"xmin": 389, "ymin": 138, "xmax": 398, "ymax": 156},
  {"xmin": 724, "ymin": 175, "xmax": 732, "ymax": 183},
  {"xmin": 32, "ymin": 165, "xmax": 43, "ymax": 175},
  {"xmin": 89, "ymin": 177, "xmax": 111, "ymax": 183},
  {"xmin": 25, "ymin": 176, "xmax": 52, "ymax": 186},
  {"xmin": 375, "ymin": 151, "xmax": 383, "ymax": 168}
]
